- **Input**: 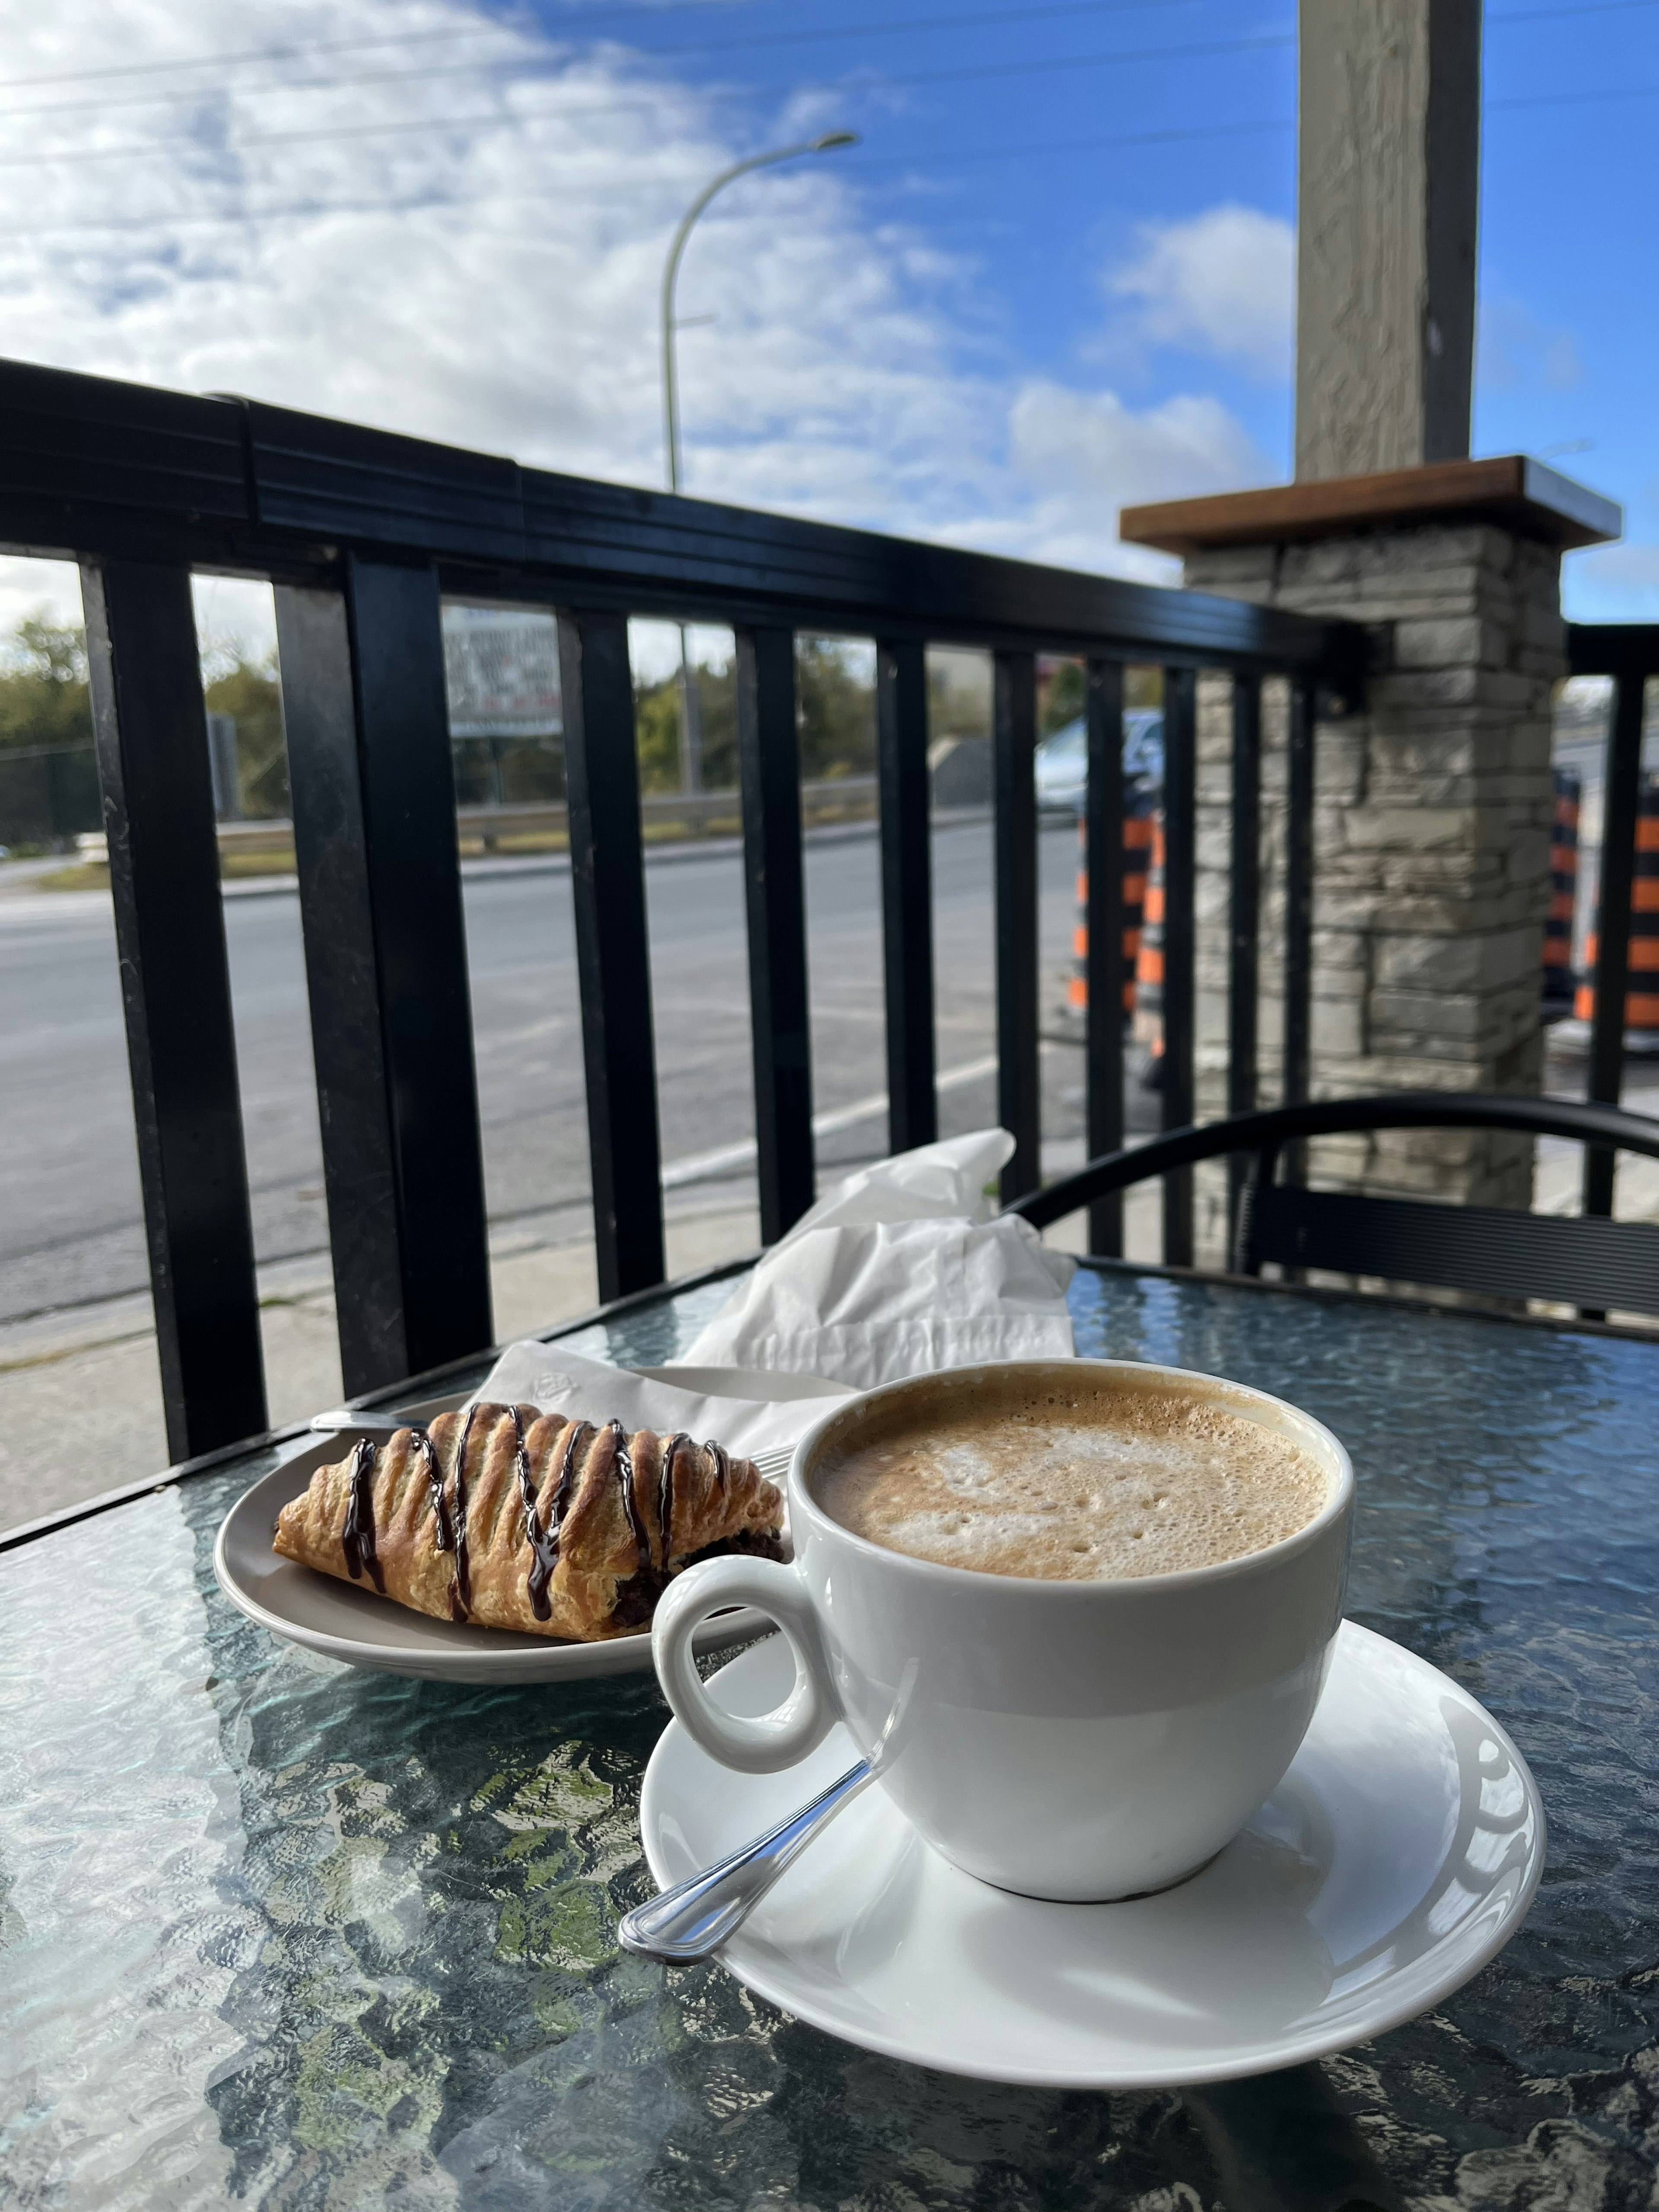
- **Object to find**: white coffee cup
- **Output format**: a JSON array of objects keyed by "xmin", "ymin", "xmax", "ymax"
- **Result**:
[{"xmin": 652, "ymin": 1358, "xmax": 1354, "ymax": 1901}]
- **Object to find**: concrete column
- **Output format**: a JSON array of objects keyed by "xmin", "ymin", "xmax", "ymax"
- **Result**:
[
  {"xmin": 1296, "ymin": 0, "xmax": 1481, "ymax": 480},
  {"xmin": 1121, "ymin": 463, "xmax": 1621, "ymax": 1265}
]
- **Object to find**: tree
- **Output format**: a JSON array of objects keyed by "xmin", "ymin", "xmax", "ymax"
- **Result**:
[
  {"xmin": 795, "ymin": 638, "xmax": 874, "ymax": 779},
  {"xmin": 632, "ymin": 660, "xmax": 737, "ymax": 795},
  {"xmin": 203, "ymin": 653, "xmax": 288, "ymax": 818},
  {"xmin": 0, "ymin": 616, "xmax": 92, "ymax": 751},
  {"xmin": 0, "ymin": 612, "xmax": 292, "ymax": 817},
  {"xmin": 1037, "ymin": 656, "xmax": 1163, "ymax": 739},
  {"xmin": 1039, "ymin": 659, "xmax": 1085, "ymax": 736},
  {"xmin": 631, "ymin": 639, "xmax": 875, "ymax": 795},
  {"xmin": 1037, "ymin": 658, "xmax": 1163, "ymax": 736}
]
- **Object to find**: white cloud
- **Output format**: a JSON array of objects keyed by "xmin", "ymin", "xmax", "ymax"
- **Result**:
[
  {"xmin": 1477, "ymin": 296, "xmax": 1583, "ymax": 394},
  {"xmin": 937, "ymin": 382, "xmax": 1270, "ymax": 579},
  {"xmin": 1106, "ymin": 204, "xmax": 1294, "ymax": 381},
  {"xmin": 0, "ymin": 0, "xmax": 1272, "ymax": 638}
]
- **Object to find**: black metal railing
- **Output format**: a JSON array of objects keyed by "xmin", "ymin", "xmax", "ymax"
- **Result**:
[
  {"xmin": 0, "ymin": 355, "xmax": 1361, "ymax": 1460},
  {"xmin": 1564, "ymin": 625, "xmax": 1659, "ymax": 1218}
]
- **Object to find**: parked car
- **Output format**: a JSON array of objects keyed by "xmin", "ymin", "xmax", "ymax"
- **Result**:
[{"xmin": 1034, "ymin": 710, "xmax": 1163, "ymax": 812}]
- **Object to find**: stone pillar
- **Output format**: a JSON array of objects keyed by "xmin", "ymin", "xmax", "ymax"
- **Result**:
[
  {"xmin": 1121, "ymin": 462, "xmax": 1621, "ymax": 1261},
  {"xmin": 1296, "ymin": 0, "xmax": 1481, "ymax": 480}
]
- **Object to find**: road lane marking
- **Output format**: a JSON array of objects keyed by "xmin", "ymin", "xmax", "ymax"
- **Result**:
[{"xmin": 660, "ymin": 1053, "xmax": 1001, "ymax": 1190}]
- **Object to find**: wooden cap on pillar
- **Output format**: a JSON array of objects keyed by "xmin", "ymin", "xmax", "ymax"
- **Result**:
[{"xmin": 1119, "ymin": 456, "xmax": 1621, "ymax": 556}]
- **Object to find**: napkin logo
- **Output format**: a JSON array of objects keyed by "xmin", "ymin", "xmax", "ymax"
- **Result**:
[{"xmin": 532, "ymin": 1372, "xmax": 578, "ymax": 1398}]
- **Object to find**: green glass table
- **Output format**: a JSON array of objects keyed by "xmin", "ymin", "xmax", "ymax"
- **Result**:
[{"xmin": 4, "ymin": 1264, "xmax": 1658, "ymax": 2210}]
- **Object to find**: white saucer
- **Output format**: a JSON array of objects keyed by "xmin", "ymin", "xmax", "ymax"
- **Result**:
[
  {"xmin": 640, "ymin": 1620, "xmax": 1545, "ymax": 2088},
  {"xmin": 213, "ymin": 1367, "xmax": 849, "ymax": 1685}
]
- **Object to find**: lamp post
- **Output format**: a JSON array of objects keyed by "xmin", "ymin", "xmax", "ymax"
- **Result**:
[{"xmin": 660, "ymin": 130, "xmax": 858, "ymax": 793}]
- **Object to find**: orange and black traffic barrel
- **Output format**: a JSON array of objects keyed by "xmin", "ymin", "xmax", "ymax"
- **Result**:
[
  {"xmin": 1068, "ymin": 797, "xmax": 1155, "ymax": 1017},
  {"xmin": 1541, "ymin": 767, "xmax": 1580, "ymax": 1021},
  {"xmin": 1576, "ymin": 769, "xmax": 1659, "ymax": 1039},
  {"xmin": 1133, "ymin": 812, "xmax": 1166, "ymax": 1062}
]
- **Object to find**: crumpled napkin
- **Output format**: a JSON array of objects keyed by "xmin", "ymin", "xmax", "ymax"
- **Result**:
[
  {"xmin": 680, "ymin": 1126, "xmax": 1074, "ymax": 1389},
  {"xmin": 467, "ymin": 1343, "xmax": 834, "ymax": 1458}
]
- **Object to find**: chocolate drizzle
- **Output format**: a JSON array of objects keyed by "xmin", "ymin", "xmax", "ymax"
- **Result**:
[
  {"xmin": 609, "ymin": 1420, "xmax": 650, "ymax": 1574},
  {"xmin": 657, "ymin": 1433, "xmax": 689, "ymax": 1575},
  {"xmin": 340, "ymin": 1438, "xmax": 385, "ymax": 1593},
  {"xmin": 507, "ymin": 1406, "xmax": 536, "ymax": 1522},
  {"xmin": 520, "ymin": 1417, "xmax": 592, "ymax": 1621},
  {"xmin": 505, "ymin": 1407, "xmax": 554, "ymax": 1624},
  {"xmin": 413, "ymin": 1430, "xmax": 453, "ymax": 1553},
  {"xmin": 446, "ymin": 1403, "xmax": 480, "ymax": 1621},
  {"xmin": 705, "ymin": 1439, "xmax": 729, "ymax": 1495}
]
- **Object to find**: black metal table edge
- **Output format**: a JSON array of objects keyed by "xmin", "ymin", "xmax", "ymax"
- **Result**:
[{"xmin": 0, "ymin": 1250, "xmax": 758, "ymax": 1556}]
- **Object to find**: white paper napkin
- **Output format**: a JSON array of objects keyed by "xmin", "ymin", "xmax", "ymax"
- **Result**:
[
  {"xmin": 472, "ymin": 1129, "xmax": 1073, "ymax": 1439},
  {"xmin": 468, "ymin": 1342, "xmax": 830, "ymax": 1458},
  {"xmin": 680, "ymin": 1127, "xmax": 1074, "ymax": 1389}
]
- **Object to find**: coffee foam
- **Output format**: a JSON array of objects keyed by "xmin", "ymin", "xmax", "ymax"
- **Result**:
[{"xmin": 813, "ymin": 1381, "xmax": 1328, "ymax": 1582}]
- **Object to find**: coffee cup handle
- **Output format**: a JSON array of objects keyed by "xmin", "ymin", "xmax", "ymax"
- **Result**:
[{"xmin": 652, "ymin": 1556, "xmax": 839, "ymax": 1775}]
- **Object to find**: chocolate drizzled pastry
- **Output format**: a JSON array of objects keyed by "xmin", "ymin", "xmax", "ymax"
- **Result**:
[{"xmin": 272, "ymin": 1403, "xmax": 785, "ymax": 1641}]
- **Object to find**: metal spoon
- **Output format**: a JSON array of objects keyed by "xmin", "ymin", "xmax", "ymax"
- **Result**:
[{"xmin": 619, "ymin": 1759, "xmax": 873, "ymax": 1964}]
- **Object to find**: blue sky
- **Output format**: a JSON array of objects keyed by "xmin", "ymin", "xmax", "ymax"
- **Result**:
[
  {"xmin": 0, "ymin": 0, "xmax": 1653, "ymax": 627},
  {"xmin": 571, "ymin": 0, "xmax": 1655, "ymax": 612}
]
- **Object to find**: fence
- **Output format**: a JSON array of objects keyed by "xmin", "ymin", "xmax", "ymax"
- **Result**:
[
  {"xmin": 1564, "ymin": 626, "xmax": 1659, "ymax": 1215},
  {"xmin": 0, "ymin": 354, "xmax": 1367, "ymax": 1460},
  {"xmin": 0, "ymin": 741, "xmax": 100, "ymax": 848}
]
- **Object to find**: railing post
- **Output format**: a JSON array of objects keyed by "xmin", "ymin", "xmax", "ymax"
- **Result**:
[
  {"xmin": 1282, "ymin": 675, "xmax": 1316, "ymax": 1112},
  {"xmin": 1227, "ymin": 672, "xmax": 1263, "ymax": 1239},
  {"xmin": 1084, "ymin": 658, "xmax": 1126, "ymax": 1256},
  {"xmin": 1160, "ymin": 664, "xmax": 1198, "ymax": 1264},
  {"xmin": 1584, "ymin": 668, "xmax": 1646, "ymax": 1218},
  {"xmin": 275, "ymin": 559, "xmax": 493, "ymax": 1393},
  {"xmin": 735, "ymin": 626, "xmax": 814, "ymax": 1242},
  {"xmin": 876, "ymin": 637, "xmax": 937, "ymax": 1153},
  {"xmin": 994, "ymin": 650, "xmax": 1040, "ymax": 1204},
  {"xmin": 559, "ymin": 608, "xmax": 666, "ymax": 1299},
  {"xmin": 1278, "ymin": 673, "xmax": 1317, "ymax": 1208},
  {"xmin": 81, "ymin": 559, "xmax": 267, "ymax": 1460}
]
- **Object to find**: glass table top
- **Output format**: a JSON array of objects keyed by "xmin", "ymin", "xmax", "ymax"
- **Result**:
[{"xmin": 3, "ymin": 1265, "xmax": 1658, "ymax": 2210}]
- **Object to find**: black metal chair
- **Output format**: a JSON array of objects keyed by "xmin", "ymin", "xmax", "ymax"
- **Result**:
[{"xmin": 1007, "ymin": 1093, "xmax": 1659, "ymax": 1317}]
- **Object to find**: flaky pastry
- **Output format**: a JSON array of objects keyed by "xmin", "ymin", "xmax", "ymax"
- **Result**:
[{"xmin": 272, "ymin": 1402, "xmax": 784, "ymax": 1640}]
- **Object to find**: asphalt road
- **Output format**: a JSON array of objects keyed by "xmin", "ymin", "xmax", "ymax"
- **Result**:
[{"xmin": 0, "ymin": 817, "xmax": 1093, "ymax": 1327}]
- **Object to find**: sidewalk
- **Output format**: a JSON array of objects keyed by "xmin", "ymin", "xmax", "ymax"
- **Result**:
[
  {"xmin": 0, "ymin": 1183, "xmax": 1120, "ymax": 1536},
  {"xmin": 0, "ymin": 1199, "xmax": 762, "ymax": 1534}
]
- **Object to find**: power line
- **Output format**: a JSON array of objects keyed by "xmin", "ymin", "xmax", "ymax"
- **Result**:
[
  {"xmin": 0, "ymin": 122, "xmax": 1297, "ymax": 249},
  {"xmin": 10, "ymin": 0, "xmax": 1225, "ymax": 124},
  {"xmin": 1, "ymin": 45, "xmax": 1646, "ymax": 256},
  {"xmin": 0, "ymin": 30, "xmax": 1297, "ymax": 173},
  {"xmin": 7, "ymin": 49, "xmax": 1653, "ymax": 247},
  {"xmin": 1, "ymin": 0, "xmax": 1646, "ymax": 111},
  {"xmin": 0, "ymin": 0, "xmax": 1214, "ymax": 101},
  {"xmin": 0, "ymin": 1, "xmax": 750, "ymax": 93},
  {"xmin": 0, "ymin": 3, "xmax": 1640, "ymax": 219},
  {"xmin": 3, "ymin": 0, "xmax": 1643, "ymax": 135}
]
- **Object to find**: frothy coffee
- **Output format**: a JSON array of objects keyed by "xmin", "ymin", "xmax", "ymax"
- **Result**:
[{"xmin": 814, "ymin": 1377, "xmax": 1328, "ymax": 1582}]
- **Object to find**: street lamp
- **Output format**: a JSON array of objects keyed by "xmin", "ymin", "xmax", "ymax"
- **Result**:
[{"xmin": 659, "ymin": 129, "xmax": 858, "ymax": 791}]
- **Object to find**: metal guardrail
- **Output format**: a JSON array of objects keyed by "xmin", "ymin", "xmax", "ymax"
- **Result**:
[
  {"xmin": 71, "ymin": 777, "xmax": 883, "ymax": 864},
  {"xmin": 0, "ymin": 352, "xmax": 1360, "ymax": 1459}
]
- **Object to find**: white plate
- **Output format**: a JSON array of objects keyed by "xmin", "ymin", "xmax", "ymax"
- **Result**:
[
  {"xmin": 640, "ymin": 1620, "xmax": 1545, "ymax": 2088},
  {"xmin": 212, "ymin": 1368, "xmax": 847, "ymax": 1684}
]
